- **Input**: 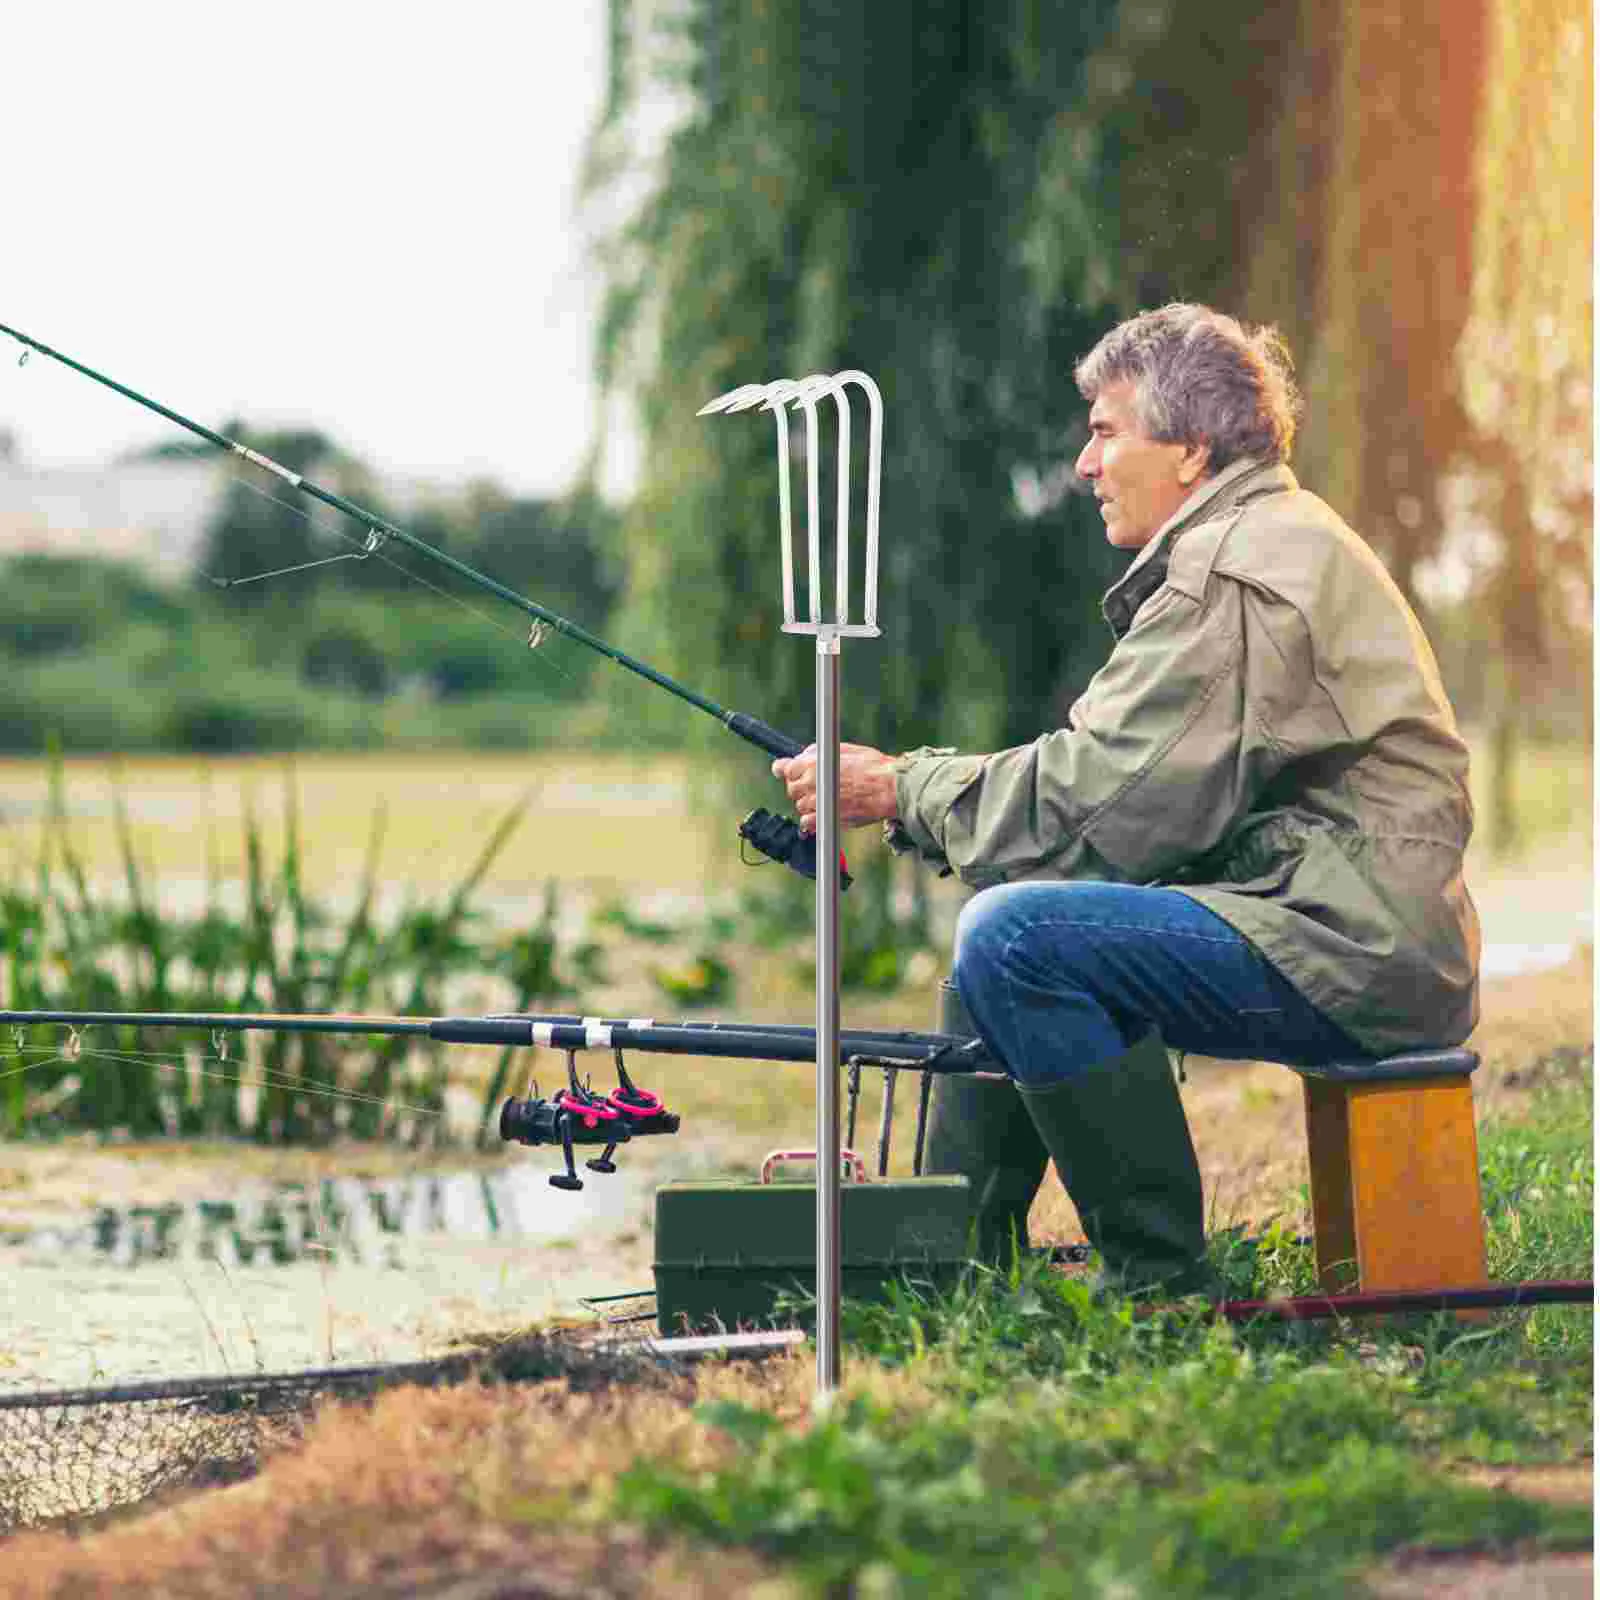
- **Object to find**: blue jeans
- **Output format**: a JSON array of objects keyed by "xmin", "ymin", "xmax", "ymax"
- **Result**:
[{"xmin": 952, "ymin": 881, "xmax": 1361, "ymax": 1086}]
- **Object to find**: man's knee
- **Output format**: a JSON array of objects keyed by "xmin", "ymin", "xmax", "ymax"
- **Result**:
[{"xmin": 953, "ymin": 882, "xmax": 1032, "ymax": 973}]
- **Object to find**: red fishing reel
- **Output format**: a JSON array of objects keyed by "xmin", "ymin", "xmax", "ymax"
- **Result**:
[{"xmin": 499, "ymin": 1048, "xmax": 680, "ymax": 1190}]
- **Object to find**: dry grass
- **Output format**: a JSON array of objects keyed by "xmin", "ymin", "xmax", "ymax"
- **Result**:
[
  {"xmin": 1, "ymin": 1334, "xmax": 963, "ymax": 1598},
  {"xmin": 0, "ymin": 1355, "xmax": 821, "ymax": 1598}
]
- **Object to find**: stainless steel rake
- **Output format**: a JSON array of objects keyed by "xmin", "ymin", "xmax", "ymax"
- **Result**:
[
  {"xmin": 698, "ymin": 370, "xmax": 883, "ymax": 637},
  {"xmin": 700, "ymin": 367, "xmax": 887, "ymax": 1401}
]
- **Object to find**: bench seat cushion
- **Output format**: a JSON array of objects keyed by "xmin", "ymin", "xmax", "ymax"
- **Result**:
[{"xmin": 1288, "ymin": 1047, "xmax": 1478, "ymax": 1083}]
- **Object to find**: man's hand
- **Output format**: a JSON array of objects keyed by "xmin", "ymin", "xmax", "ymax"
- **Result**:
[{"xmin": 771, "ymin": 743, "xmax": 899, "ymax": 835}]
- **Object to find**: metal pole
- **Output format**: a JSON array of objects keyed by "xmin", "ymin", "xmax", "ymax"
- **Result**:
[{"xmin": 814, "ymin": 633, "xmax": 842, "ymax": 1395}]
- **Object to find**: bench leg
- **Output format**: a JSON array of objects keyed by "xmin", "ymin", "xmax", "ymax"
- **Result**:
[
  {"xmin": 1304, "ymin": 1076, "xmax": 1487, "ymax": 1295},
  {"xmin": 1304, "ymin": 1077, "xmax": 1359, "ymax": 1291}
]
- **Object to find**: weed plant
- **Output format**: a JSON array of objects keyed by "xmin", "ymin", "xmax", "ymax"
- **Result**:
[
  {"xmin": 616, "ymin": 1074, "xmax": 1594, "ymax": 1597},
  {"xmin": 0, "ymin": 759, "xmax": 579, "ymax": 1146}
]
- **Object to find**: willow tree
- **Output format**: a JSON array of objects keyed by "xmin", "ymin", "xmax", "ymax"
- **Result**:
[
  {"xmin": 1238, "ymin": 0, "xmax": 1591, "ymax": 847},
  {"xmin": 1455, "ymin": 0, "xmax": 1593, "ymax": 849},
  {"xmin": 586, "ymin": 1, "xmax": 1134, "ymax": 765}
]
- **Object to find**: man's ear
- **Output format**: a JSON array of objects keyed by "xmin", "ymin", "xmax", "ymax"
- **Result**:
[{"xmin": 1177, "ymin": 441, "xmax": 1212, "ymax": 486}]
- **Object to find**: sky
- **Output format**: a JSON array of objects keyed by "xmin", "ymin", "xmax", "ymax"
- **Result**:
[{"xmin": 0, "ymin": 4, "xmax": 618, "ymax": 499}]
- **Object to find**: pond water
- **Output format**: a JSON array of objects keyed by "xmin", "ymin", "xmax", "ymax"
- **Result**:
[{"xmin": 0, "ymin": 1140, "xmax": 731, "ymax": 1395}]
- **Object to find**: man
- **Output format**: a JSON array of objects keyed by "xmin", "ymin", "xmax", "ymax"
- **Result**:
[{"xmin": 772, "ymin": 303, "xmax": 1479, "ymax": 1293}]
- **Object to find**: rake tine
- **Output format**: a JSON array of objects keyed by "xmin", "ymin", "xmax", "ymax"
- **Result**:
[
  {"xmin": 695, "ymin": 383, "xmax": 768, "ymax": 416},
  {"xmin": 701, "ymin": 366, "xmax": 883, "ymax": 636},
  {"xmin": 773, "ymin": 401, "xmax": 795, "ymax": 623},
  {"xmin": 830, "ymin": 372, "xmax": 883, "ymax": 628}
]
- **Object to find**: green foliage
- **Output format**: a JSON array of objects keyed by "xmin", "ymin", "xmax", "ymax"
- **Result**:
[
  {"xmin": 623, "ymin": 1368, "xmax": 1575, "ymax": 1597},
  {"xmin": 457, "ymin": 486, "xmax": 623, "ymax": 633},
  {"xmin": 0, "ymin": 549, "xmax": 606, "ymax": 755},
  {"xmin": 649, "ymin": 949, "xmax": 733, "ymax": 1007},
  {"xmin": 737, "ymin": 846, "xmax": 936, "ymax": 993},
  {"xmin": 613, "ymin": 1075, "xmax": 1592, "ymax": 1595},
  {"xmin": 0, "ymin": 555, "xmax": 191, "ymax": 657},
  {"xmin": 0, "ymin": 407, "xmax": 623, "ymax": 758}
]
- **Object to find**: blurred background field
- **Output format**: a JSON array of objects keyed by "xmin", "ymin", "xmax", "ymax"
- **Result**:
[{"xmin": 0, "ymin": 735, "xmax": 1587, "ymax": 895}]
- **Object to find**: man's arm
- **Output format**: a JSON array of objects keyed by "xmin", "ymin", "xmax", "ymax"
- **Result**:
[
  {"xmin": 772, "ymin": 577, "xmax": 1314, "ymax": 888},
  {"xmin": 886, "ymin": 579, "xmax": 1292, "ymax": 888}
]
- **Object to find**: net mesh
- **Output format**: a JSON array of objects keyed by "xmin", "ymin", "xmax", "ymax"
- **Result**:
[
  {"xmin": 0, "ymin": 1385, "xmax": 305, "ymax": 1530},
  {"xmin": 0, "ymin": 1333, "xmax": 647, "ymax": 1534}
]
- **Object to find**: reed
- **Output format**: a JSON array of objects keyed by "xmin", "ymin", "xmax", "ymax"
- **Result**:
[{"xmin": 0, "ymin": 758, "xmax": 573, "ymax": 1147}]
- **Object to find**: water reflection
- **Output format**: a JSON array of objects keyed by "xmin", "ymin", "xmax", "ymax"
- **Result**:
[{"xmin": 23, "ymin": 1164, "xmax": 638, "ymax": 1270}]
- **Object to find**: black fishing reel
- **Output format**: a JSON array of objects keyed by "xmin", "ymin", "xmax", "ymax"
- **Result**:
[
  {"xmin": 499, "ymin": 1048, "xmax": 680, "ymax": 1191},
  {"xmin": 739, "ymin": 808, "xmax": 852, "ymax": 889}
]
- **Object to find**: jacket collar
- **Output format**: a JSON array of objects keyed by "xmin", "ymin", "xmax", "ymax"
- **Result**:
[{"xmin": 1101, "ymin": 457, "xmax": 1297, "ymax": 635}]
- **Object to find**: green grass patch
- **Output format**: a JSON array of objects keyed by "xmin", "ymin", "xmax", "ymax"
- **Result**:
[{"xmin": 611, "ymin": 1074, "xmax": 1594, "ymax": 1596}]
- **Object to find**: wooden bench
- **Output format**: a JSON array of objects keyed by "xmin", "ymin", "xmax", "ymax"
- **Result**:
[{"xmin": 1289, "ymin": 1049, "xmax": 1486, "ymax": 1294}]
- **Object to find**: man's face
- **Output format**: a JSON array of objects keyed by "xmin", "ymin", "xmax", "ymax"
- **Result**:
[{"xmin": 1075, "ymin": 379, "xmax": 1208, "ymax": 550}]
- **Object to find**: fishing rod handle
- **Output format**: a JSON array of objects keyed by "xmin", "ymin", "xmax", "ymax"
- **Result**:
[
  {"xmin": 724, "ymin": 714, "xmax": 853, "ymax": 888},
  {"xmin": 724, "ymin": 711, "xmax": 805, "ymax": 760}
]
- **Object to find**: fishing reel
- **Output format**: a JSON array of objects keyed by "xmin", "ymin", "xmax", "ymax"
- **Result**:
[
  {"xmin": 739, "ymin": 808, "xmax": 852, "ymax": 890},
  {"xmin": 499, "ymin": 1048, "xmax": 680, "ymax": 1191}
]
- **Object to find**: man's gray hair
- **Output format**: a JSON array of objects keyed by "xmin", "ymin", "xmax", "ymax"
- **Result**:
[{"xmin": 1074, "ymin": 304, "xmax": 1301, "ymax": 468}]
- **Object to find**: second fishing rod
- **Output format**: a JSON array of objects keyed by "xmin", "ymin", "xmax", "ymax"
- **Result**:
[{"xmin": 0, "ymin": 319, "xmax": 844, "ymax": 887}]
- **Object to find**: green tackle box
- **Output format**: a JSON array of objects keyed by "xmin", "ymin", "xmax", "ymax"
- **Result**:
[{"xmin": 653, "ymin": 1158, "xmax": 971, "ymax": 1336}]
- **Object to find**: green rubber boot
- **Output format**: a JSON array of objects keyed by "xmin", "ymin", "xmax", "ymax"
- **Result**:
[
  {"xmin": 923, "ymin": 979, "xmax": 1049, "ymax": 1265},
  {"xmin": 1016, "ymin": 1031, "xmax": 1219, "ymax": 1298}
]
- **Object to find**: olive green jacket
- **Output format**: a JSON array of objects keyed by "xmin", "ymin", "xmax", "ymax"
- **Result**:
[{"xmin": 891, "ymin": 457, "xmax": 1480, "ymax": 1055}]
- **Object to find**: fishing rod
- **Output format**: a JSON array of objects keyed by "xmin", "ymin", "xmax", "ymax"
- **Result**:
[
  {"xmin": 0, "ymin": 1006, "xmax": 990, "ymax": 1068},
  {"xmin": 0, "ymin": 320, "xmax": 845, "ymax": 888},
  {"xmin": 3, "ymin": 1005, "xmax": 990, "ymax": 1189}
]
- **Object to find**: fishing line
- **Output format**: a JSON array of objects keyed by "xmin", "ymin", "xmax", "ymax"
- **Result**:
[
  {"xmin": 0, "ymin": 1052, "xmax": 97, "ymax": 1090},
  {"xmin": 0, "ymin": 1049, "xmax": 81, "ymax": 1079},
  {"xmin": 80, "ymin": 1046, "xmax": 447, "ymax": 1122},
  {"xmin": 1, "ymin": 1040, "xmax": 445, "ymax": 1121},
  {"xmin": 151, "ymin": 433, "xmax": 579, "ymax": 689}
]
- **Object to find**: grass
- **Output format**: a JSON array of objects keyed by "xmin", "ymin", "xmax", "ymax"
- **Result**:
[{"xmin": 606, "ymin": 1073, "xmax": 1592, "ymax": 1598}]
